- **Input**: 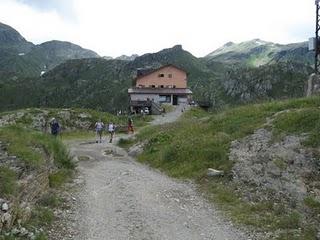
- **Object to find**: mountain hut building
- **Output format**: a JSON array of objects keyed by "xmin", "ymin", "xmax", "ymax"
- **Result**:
[{"xmin": 128, "ymin": 64, "xmax": 192, "ymax": 114}]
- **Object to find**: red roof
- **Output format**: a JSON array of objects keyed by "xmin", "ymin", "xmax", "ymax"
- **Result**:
[{"xmin": 134, "ymin": 64, "xmax": 188, "ymax": 80}]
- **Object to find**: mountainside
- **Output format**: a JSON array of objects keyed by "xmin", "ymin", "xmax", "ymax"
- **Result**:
[
  {"xmin": 0, "ymin": 22, "xmax": 33, "ymax": 52},
  {"xmin": 0, "ymin": 23, "xmax": 314, "ymax": 113},
  {"xmin": 205, "ymin": 39, "xmax": 313, "ymax": 67},
  {"xmin": 0, "ymin": 43, "xmax": 312, "ymax": 112},
  {"xmin": 0, "ymin": 22, "xmax": 100, "ymax": 79},
  {"xmin": 2, "ymin": 45, "xmax": 211, "ymax": 111}
]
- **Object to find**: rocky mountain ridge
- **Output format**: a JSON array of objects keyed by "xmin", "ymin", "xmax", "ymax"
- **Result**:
[
  {"xmin": 0, "ymin": 22, "xmax": 100, "ymax": 78},
  {"xmin": 0, "ymin": 22, "xmax": 33, "ymax": 52},
  {"xmin": 205, "ymin": 39, "xmax": 313, "ymax": 67}
]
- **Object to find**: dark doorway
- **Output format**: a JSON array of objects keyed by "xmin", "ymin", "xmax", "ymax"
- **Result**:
[{"xmin": 173, "ymin": 95, "xmax": 178, "ymax": 105}]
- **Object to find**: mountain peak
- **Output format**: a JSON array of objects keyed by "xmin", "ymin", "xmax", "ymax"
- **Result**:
[
  {"xmin": 247, "ymin": 38, "xmax": 270, "ymax": 45},
  {"xmin": 37, "ymin": 40, "xmax": 100, "ymax": 58},
  {"xmin": 0, "ymin": 22, "xmax": 34, "ymax": 52},
  {"xmin": 224, "ymin": 41, "xmax": 235, "ymax": 47},
  {"xmin": 116, "ymin": 54, "xmax": 139, "ymax": 61},
  {"xmin": 172, "ymin": 44, "xmax": 183, "ymax": 50}
]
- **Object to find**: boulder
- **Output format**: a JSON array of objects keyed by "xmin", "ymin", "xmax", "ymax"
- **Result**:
[
  {"xmin": 207, "ymin": 168, "xmax": 224, "ymax": 177},
  {"xmin": 2, "ymin": 202, "xmax": 9, "ymax": 211},
  {"xmin": 1, "ymin": 212, "xmax": 12, "ymax": 228},
  {"xmin": 128, "ymin": 141, "xmax": 146, "ymax": 157}
]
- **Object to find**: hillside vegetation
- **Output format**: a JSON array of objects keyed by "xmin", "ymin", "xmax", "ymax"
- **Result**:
[
  {"xmin": 126, "ymin": 96, "xmax": 320, "ymax": 240},
  {"xmin": 0, "ymin": 45, "xmax": 312, "ymax": 112}
]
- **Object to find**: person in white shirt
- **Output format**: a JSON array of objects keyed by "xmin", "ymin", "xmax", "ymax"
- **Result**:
[
  {"xmin": 108, "ymin": 122, "xmax": 115, "ymax": 143},
  {"xmin": 95, "ymin": 120, "xmax": 104, "ymax": 143}
]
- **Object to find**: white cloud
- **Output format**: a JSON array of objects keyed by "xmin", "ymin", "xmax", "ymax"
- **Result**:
[
  {"xmin": 0, "ymin": 0, "xmax": 76, "ymax": 43},
  {"xmin": 0, "ymin": 0, "xmax": 315, "ymax": 57}
]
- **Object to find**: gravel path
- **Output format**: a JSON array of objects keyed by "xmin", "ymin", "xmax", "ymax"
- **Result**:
[
  {"xmin": 67, "ymin": 140, "xmax": 248, "ymax": 240},
  {"xmin": 150, "ymin": 104, "xmax": 188, "ymax": 125},
  {"xmin": 50, "ymin": 106, "xmax": 250, "ymax": 240}
]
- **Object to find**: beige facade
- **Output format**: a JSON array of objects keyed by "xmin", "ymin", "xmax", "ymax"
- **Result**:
[{"xmin": 136, "ymin": 65, "xmax": 187, "ymax": 89}]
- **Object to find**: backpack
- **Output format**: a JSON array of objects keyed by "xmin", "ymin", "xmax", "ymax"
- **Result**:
[
  {"xmin": 51, "ymin": 122, "xmax": 59, "ymax": 134},
  {"xmin": 96, "ymin": 122, "xmax": 104, "ymax": 130}
]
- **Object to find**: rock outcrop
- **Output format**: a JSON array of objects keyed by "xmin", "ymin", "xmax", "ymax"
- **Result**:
[
  {"xmin": 229, "ymin": 128, "xmax": 320, "ymax": 228},
  {"xmin": 306, "ymin": 73, "xmax": 320, "ymax": 97},
  {"xmin": 0, "ymin": 108, "xmax": 95, "ymax": 131}
]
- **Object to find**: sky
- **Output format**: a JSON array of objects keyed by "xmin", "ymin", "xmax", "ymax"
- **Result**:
[{"xmin": 0, "ymin": 0, "xmax": 315, "ymax": 57}]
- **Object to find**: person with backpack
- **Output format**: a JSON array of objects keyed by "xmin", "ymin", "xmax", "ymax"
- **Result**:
[
  {"xmin": 107, "ymin": 122, "xmax": 115, "ymax": 143},
  {"xmin": 95, "ymin": 119, "xmax": 104, "ymax": 143},
  {"xmin": 50, "ymin": 118, "xmax": 60, "ymax": 137}
]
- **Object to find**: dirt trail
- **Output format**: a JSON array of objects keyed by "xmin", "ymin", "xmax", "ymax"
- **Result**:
[{"xmin": 53, "ymin": 106, "xmax": 250, "ymax": 240}]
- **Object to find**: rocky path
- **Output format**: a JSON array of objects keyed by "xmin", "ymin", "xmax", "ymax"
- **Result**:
[
  {"xmin": 150, "ymin": 104, "xmax": 188, "ymax": 125},
  {"xmin": 49, "ymin": 106, "xmax": 250, "ymax": 240}
]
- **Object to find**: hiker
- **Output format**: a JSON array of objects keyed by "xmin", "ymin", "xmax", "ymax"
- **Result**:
[
  {"xmin": 107, "ymin": 122, "xmax": 115, "ymax": 143},
  {"xmin": 49, "ymin": 118, "xmax": 60, "ymax": 136},
  {"xmin": 128, "ymin": 117, "xmax": 134, "ymax": 134},
  {"xmin": 95, "ymin": 119, "xmax": 104, "ymax": 143}
]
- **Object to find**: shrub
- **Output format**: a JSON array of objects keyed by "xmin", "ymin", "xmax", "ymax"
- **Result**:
[
  {"xmin": 0, "ymin": 166, "xmax": 17, "ymax": 196},
  {"xmin": 49, "ymin": 169, "xmax": 72, "ymax": 188}
]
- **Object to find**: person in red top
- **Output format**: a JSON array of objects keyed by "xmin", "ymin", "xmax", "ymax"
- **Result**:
[{"xmin": 128, "ymin": 117, "xmax": 134, "ymax": 134}]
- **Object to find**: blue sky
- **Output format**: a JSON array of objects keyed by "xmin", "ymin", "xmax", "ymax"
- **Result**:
[{"xmin": 0, "ymin": 0, "xmax": 314, "ymax": 57}]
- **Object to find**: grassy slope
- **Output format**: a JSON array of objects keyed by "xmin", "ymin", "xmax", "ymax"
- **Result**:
[
  {"xmin": 0, "ymin": 126, "xmax": 74, "ymax": 239},
  {"xmin": 136, "ymin": 97, "xmax": 320, "ymax": 178},
  {"xmin": 0, "ymin": 125, "xmax": 74, "ymax": 192},
  {"xmin": 131, "ymin": 96, "xmax": 320, "ymax": 239}
]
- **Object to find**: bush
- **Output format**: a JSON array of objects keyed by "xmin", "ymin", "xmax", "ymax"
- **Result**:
[
  {"xmin": 49, "ymin": 169, "xmax": 72, "ymax": 188},
  {"xmin": 0, "ymin": 166, "xmax": 17, "ymax": 196},
  {"xmin": 117, "ymin": 138, "xmax": 135, "ymax": 148},
  {"xmin": 28, "ymin": 207, "xmax": 54, "ymax": 227},
  {"xmin": 37, "ymin": 192, "xmax": 61, "ymax": 208}
]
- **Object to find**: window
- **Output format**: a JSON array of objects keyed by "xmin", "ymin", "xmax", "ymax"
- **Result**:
[
  {"xmin": 158, "ymin": 73, "xmax": 164, "ymax": 78},
  {"xmin": 168, "ymin": 74, "xmax": 172, "ymax": 78},
  {"xmin": 159, "ymin": 95, "xmax": 171, "ymax": 103},
  {"xmin": 173, "ymin": 85, "xmax": 176, "ymax": 88},
  {"xmin": 151, "ymin": 85, "xmax": 156, "ymax": 88},
  {"xmin": 160, "ymin": 85, "xmax": 164, "ymax": 88}
]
